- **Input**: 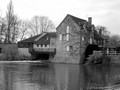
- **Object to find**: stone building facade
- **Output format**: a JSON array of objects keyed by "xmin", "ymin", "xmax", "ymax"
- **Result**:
[{"xmin": 53, "ymin": 14, "xmax": 95, "ymax": 63}]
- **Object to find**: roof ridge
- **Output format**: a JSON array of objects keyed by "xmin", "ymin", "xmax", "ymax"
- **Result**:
[
  {"xmin": 18, "ymin": 34, "xmax": 40, "ymax": 43},
  {"xmin": 68, "ymin": 14, "xmax": 87, "ymax": 22},
  {"xmin": 34, "ymin": 32, "xmax": 47, "ymax": 42}
]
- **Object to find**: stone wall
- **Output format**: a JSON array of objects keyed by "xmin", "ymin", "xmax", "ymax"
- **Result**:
[
  {"xmin": 52, "ymin": 15, "xmax": 94, "ymax": 64},
  {"xmin": 53, "ymin": 16, "xmax": 82, "ymax": 63},
  {"xmin": 18, "ymin": 48, "xmax": 31, "ymax": 57},
  {"xmin": 50, "ymin": 38, "xmax": 56, "ymax": 48}
]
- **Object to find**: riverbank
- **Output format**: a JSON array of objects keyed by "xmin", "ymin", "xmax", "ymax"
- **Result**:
[{"xmin": 0, "ymin": 60, "xmax": 42, "ymax": 63}]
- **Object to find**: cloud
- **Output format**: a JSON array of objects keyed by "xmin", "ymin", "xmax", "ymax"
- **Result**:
[{"xmin": 0, "ymin": 0, "xmax": 120, "ymax": 34}]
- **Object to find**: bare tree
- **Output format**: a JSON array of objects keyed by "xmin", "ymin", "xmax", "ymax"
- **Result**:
[
  {"xmin": 0, "ymin": 18, "xmax": 7, "ymax": 43},
  {"xmin": 39, "ymin": 16, "xmax": 55, "ymax": 33},
  {"xmin": 29, "ymin": 16, "xmax": 55, "ymax": 36},
  {"xmin": 11, "ymin": 15, "xmax": 20, "ymax": 43},
  {"xmin": 95, "ymin": 25, "xmax": 110, "ymax": 36},
  {"xmin": 5, "ymin": 0, "xmax": 19, "ymax": 43},
  {"xmin": 29, "ymin": 16, "xmax": 40, "ymax": 35},
  {"xmin": 18, "ymin": 20, "xmax": 30, "ymax": 41},
  {"xmin": 6, "ymin": 0, "xmax": 14, "ymax": 43},
  {"xmin": 108, "ymin": 34, "xmax": 120, "ymax": 46}
]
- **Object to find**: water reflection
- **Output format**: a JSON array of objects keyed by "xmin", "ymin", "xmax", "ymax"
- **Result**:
[{"xmin": 0, "ymin": 63, "xmax": 120, "ymax": 90}]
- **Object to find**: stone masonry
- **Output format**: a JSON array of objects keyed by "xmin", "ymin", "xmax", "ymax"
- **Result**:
[{"xmin": 53, "ymin": 14, "xmax": 94, "ymax": 64}]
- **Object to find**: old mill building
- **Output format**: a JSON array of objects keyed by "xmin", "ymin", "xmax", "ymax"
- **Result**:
[{"xmin": 18, "ymin": 14, "xmax": 104, "ymax": 63}]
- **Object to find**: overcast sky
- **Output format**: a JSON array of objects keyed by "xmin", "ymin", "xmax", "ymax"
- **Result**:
[{"xmin": 0, "ymin": 0, "xmax": 120, "ymax": 34}]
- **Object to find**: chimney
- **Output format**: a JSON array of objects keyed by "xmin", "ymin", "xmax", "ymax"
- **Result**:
[{"xmin": 88, "ymin": 17, "xmax": 92, "ymax": 25}]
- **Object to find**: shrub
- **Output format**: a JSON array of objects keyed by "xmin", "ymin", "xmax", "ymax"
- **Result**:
[
  {"xmin": 2, "ymin": 44, "xmax": 18, "ymax": 60},
  {"xmin": 110, "ymin": 55, "xmax": 120, "ymax": 64},
  {"xmin": 18, "ymin": 54, "xmax": 32, "ymax": 60},
  {"xmin": 86, "ymin": 51, "xmax": 103, "ymax": 64}
]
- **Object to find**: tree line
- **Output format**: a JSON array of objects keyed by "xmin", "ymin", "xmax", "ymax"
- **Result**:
[
  {"xmin": 0, "ymin": 0, "xmax": 55, "ymax": 43},
  {"xmin": 0, "ymin": 0, "xmax": 119, "ymax": 46},
  {"xmin": 95, "ymin": 25, "xmax": 120, "ymax": 47}
]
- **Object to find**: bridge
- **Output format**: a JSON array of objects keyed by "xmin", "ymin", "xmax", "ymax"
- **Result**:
[{"xmin": 29, "ymin": 47, "xmax": 56, "ymax": 60}]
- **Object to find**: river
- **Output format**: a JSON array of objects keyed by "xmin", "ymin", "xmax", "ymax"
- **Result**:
[{"xmin": 0, "ymin": 62, "xmax": 120, "ymax": 90}]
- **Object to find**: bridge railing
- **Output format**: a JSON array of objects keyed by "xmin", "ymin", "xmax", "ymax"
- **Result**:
[{"xmin": 94, "ymin": 50, "xmax": 120, "ymax": 56}]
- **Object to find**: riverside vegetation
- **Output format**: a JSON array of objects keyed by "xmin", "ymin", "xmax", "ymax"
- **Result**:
[
  {"xmin": 0, "ymin": 45, "xmax": 31, "ymax": 61},
  {"xmin": 86, "ymin": 51, "xmax": 120, "ymax": 64}
]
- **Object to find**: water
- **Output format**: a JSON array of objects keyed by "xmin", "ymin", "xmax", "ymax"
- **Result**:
[{"xmin": 0, "ymin": 62, "xmax": 120, "ymax": 90}]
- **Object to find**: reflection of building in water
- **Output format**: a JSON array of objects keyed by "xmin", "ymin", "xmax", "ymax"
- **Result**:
[
  {"xmin": 1, "ymin": 63, "xmax": 120, "ymax": 90},
  {"xmin": 28, "ymin": 64, "xmax": 55, "ymax": 90},
  {"xmin": 0, "ymin": 63, "xmax": 56, "ymax": 90},
  {"xmin": 79, "ymin": 65, "xmax": 120, "ymax": 89},
  {"xmin": 0, "ymin": 64, "xmax": 15, "ymax": 90},
  {"xmin": 54, "ymin": 64, "xmax": 80, "ymax": 90},
  {"xmin": 54, "ymin": 64, "xmax": 69, "ymax": 90},
  {"xmin": 0, "ymin": 65, "xmax": 5, "ymax": 89}
]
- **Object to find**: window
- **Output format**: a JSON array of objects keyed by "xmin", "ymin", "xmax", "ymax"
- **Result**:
[
  {"xmin": 66, "ymin": 34, "xmax": 69, "ymax": 41},
  {"xmin": 59, "ymin": 34, "xmax": 62, "ymax": 41},
  {"xmin": 66, "ymin": 46, "xmax": 73, "ymax": 51},
  {"xmin": 67, "ymin": 26, "xmax": 69, "ymax": 33},
  {"xmin": 66, "ymin": 46, "xmax": 69, "ymax": 51},
  {"xmin": 45, "ymin": 44, "xmax": 47, "ymax": 47},
  {"xmin": 82, "ymin": 37, "xmax": 84, "ymax": 41},
  {"xmin": 46, "ymin": 37, "xmax": 49, "ymax": 40},
  {"xmin": 0, "ymin": 48, "xmax": 2, "ymax": 53},
  {"xmin": 37, "ymin": 44, "xmax": 39, "ymax": 47},
  {"xmin": 90, "ymin": 38, "xmax": 92, "ymax": 44},
  {"xmin": 69, "ymin": 46, "xmax": 73, "ymax": 51},
  {"xmin": 41, "ymin": 44, "xmax": 43, "ymax": 47},
  {"xmin": 63, "ymin": 34, "xmax": 66, "ymax": 41}
]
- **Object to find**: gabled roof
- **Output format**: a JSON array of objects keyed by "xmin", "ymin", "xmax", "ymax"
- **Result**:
[
  {"xmin": 18, "ymin": 32, "xmax": 56, "ymax": 44},
  {"xmin": 18, "ymin": 34, "xmax": 41, "ymax": 43},
  {"xmin": 57, "ymin": 14, "xmax": 87, "ymax": 29},
  {"xmin": 68, "ymin": 14, "xmax": 87, "ymax": 25},
  {"xmin": 35, "ymin": 32, "xmax": 56, "ymax": 44},
  {"xmin": 34, "ymin": 33, "xmax": 47, "ymax": 42}
]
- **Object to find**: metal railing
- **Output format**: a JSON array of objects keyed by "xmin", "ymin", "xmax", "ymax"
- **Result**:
[{"xmin": 98, "ymin": 51, "xmax": 120, "ymax": 56}]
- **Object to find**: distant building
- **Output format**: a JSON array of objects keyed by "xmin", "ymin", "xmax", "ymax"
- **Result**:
[
  {"xmin": 54, "ymin": 14, "xmax": 104, "ymax": 63},
  {"xmin": 18, "ymin": 32, "xmax": 56, "ymax": 59}
]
